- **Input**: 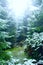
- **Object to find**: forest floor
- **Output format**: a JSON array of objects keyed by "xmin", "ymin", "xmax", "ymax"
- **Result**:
[
  {"xmin": 9, "ymin": 46, "xmax": 27, "ymax": 59},
  {"xmin": 6, "ymin": 46, "xmax": 37, "ymax": 65}
]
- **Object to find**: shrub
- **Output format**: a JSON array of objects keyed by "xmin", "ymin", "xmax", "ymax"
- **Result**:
[{"xmin": 25, "ymin": 32, "xmax": 43, "ymax": 60}]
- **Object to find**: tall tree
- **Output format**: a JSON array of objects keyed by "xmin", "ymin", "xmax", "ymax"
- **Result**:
[
  {"xmin": 24, "ymin": 0, "xmax": 43, "ymax": 60},
  {"xmin": 0, "ymin": 0, "xmax": 12, "ymax": 62},
  {"xmin": 33, "ymin": 6, "xmax": 43, "ymax": 32},
  {"xmin": 6, "ymin": 16, "xmax": 17, "ymax": 47}
]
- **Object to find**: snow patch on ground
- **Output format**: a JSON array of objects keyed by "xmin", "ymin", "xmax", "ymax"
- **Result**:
[{"xmin": 7, "ymin": 58, "xmax": 37, "ymax": 65}]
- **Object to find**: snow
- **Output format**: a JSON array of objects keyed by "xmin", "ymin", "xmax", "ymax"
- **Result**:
[
  {"xmin": 17, "ymin": 63, "xmax": 22, "ymax": 65},
  {"xmin": 8, "ymin": 58, "xmax": 37, "ymax": 65},
  {"xmin": 23, "ymin": 58, "xmax": 28, "ymax": 61}
]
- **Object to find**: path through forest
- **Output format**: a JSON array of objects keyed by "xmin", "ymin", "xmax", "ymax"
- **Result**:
[{"xmin": 7, "ymin": 46, "xmax": 37, "ymax": 65}]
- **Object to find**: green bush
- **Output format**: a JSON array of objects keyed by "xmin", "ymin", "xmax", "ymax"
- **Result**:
[
  {"xmin": 0, "ymin": 51, "xmax": 12, "ymax": 60},
  {"xmin": 25, "ymin": 32, "xmax": 43, "ymax": 60}
]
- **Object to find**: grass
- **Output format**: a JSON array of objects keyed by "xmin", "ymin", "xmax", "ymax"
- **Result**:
[
  {"xmin": 5, "ymin": 46, "xmax": 32, "ymax": 64},
  {"xmin": 7, "ymin": 46, "xmax": 27, "ymax": 59}
]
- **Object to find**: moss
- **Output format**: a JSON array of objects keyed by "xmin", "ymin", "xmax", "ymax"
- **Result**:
[{"xmin": 6, "ymin": 46, "xmax": 27, "ymax": 59}]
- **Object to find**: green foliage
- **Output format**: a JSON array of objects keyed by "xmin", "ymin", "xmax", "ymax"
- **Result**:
[
  {"xmin": 33, "ymin": 8, "xmax": 43, "ymax": 32},
  {"xmin": 25, "ymin": 32, "xmax": 43, "ymax": 60},
  {"xmin": 0, "ymin": 22, "xmax": 12, "ymax": 61},
  {"xmin": 33, "ymin": 0, "xmax": 42, "ymax": 7},
  {"xmin": 0, "ymin": 51, "xmax": 11, "ymax": 60},
  {"xmin": 0, "ymin": 0, "xmax": 13, "ymax": 62},
  {"xmin": 6, "ymin": 19, "xmax": 16, "ymax": 47},
  {"xmin": 24, "ymin": 2, "xmax": 43, "ymax": 60}
]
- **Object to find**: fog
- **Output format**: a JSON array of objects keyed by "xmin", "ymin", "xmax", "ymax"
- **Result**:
[{"xmin": 7, "ymin": 0, "xmax": 38, "ymax": 19}]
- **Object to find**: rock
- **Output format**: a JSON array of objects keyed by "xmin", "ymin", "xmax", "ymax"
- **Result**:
[
  {"xmin": 24, "ymin": 59, "xmax": 36, "ymax": 65},
  {"xmin": 7, "ymin": 62, "xmax": 14, "ymax": 65},
  {"xmin": 10, "ymin": 58, "xmax": 16, "ymax": 63},
  {"xmin": 17, "ymin": 63, "xmax": 21, "ymax": 65},
  {"xmin": 37, "ymin": 60, "xmax": 43, "ymax": 65},
  {"xmin": 24, "ymin": 61, "xmax": 30, "ymax": 65},
  {"xmin": 40, "ymin": 56, "xmax": 43, "ymax": 60},
  {"xmin": 32, "ymin": 59, "xmax": 37, "ymax": 64},
  {"xmin": 14, "ymin": 59, "xmax": 20, "ymax": 64},
  {"xmin": 16, "ymin": 59, "xmax": 20, "ymax": 62},
  {"xmin": 23, "ymin": 58, "xmax": 28, "ymax": 62}
]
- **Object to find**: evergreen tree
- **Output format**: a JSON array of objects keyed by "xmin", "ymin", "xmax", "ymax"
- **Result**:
[
  {"xmin": 6, "ymin": 16, "xmax": 17, "ymax": 47},
  {"xmin": 0, "ymin": 0, "xmax": 12, "ymax": 62},
  {"xmin": 24, "ymin": 0, "xmax": 43, "ymax": 60}
]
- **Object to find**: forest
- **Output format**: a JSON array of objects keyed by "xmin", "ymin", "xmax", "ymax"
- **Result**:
[{"xmin": 0, "ymin": 0, "xmax": 43, "ymax": 65}]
